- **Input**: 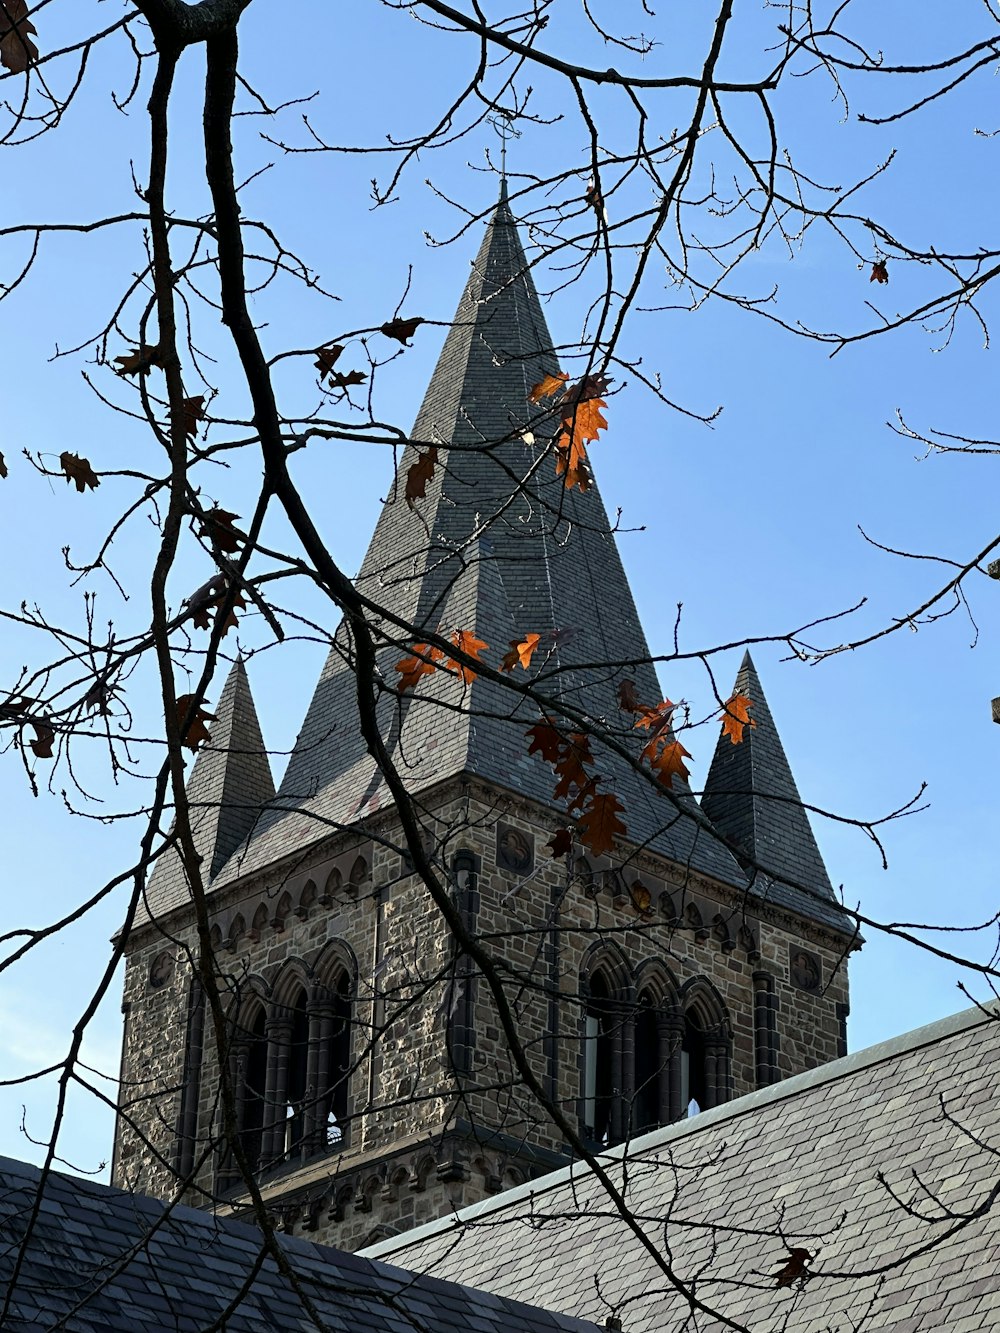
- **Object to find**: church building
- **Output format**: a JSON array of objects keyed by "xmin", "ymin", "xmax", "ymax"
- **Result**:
[{"xmin": 112, "ymin": 184, "xmax": 856, "ymax": 1252}]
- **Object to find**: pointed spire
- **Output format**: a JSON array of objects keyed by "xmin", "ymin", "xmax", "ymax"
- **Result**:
[
  {"xmin": 204, "ymin": 189, "xmax": 744, "ymax": 891},
  {"xmin": 142, "ymin": 659, "xmax": 274, "ymax": 919},
  {"xmin": 702, "ymin": 653, "xmax": 842, "ymax": 926}
]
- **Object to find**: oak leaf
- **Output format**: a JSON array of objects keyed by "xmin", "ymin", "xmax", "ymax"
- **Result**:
[
  {"xmin": 381, "ymin": 316, "xmax": 423, "ymax": 345},
  {"xmin": 529, "ymin": 371, "xmax": 569, "ymax": 403},
  {"xmin": 326, "ymin": 368, "xmax": 366, "ymax": 392},
  {"xmin": 633, "ymin": 698, "xmax": 675, "ymax": 736},
  {"xmin": 190, "ymin": 584, "xmax": 246, "ymax": 636},
  {"xmin": 447, "ymin": 630, "xmax": 488, "ymax": 684},
  {"xmin": 617, "ymin": 679, "xmax": 640, "ymax": 713},
  {"xmin": 59, "ymin": 452, "xmax": 100, "ymax": 493},
  {"xmin": 720, "ymin": 692, "xmax": 755, "ymax": 745},
  {"xmin": 175, "ymin": 694, "xmax": 214, "ymax": 751},
  {"xmin": 870, "ymin": 260, "xmax": 889, "ymax": 285},
  {"xmin": 0, "ymin": 452, "xmax": 6, "ymax": 478},
  {"xmin": 115, "ymin": 344, "xmax": 163, "ymax": 377},
  {"xmin": 551, "ymin": 732, "xmax": 594, "ymax": 802},
  {"xmin": 0, "ymin": 1, "xmax": 38, "ymax": 74},
  {"xmin": 547, "ymin": 827, "xmax": 573, "ymax": 858},
  {"xmin": 395, "ymin": 644, "xmax": 443, "ymax": 692},
  {"xmin": 577, "ymin": 792, "xmax": 626, "ymax": 857},
  {"xmin": 555, "ymin": 378, "xmax": 609, "ymax": 492},
  {"xmin": 525, "ymin": 718, "xmax": 563, "ymax": 766},
  {"xmin": 644, "ymin": 737, "xmax": 692, "ymax": 789},
  {"xmin": 83, "ymin": 681, "xmax": 115, "ymax": 715},
  {"xmin": 182, "ymin": 395, "xmax": 206, "ymax": 441},
  {"xmin": 28, "ymin": 719, "xmax": 54, "ymax": 759},
  {"xmin": 199, "ymin": 505, "xmax": 242, "ymax": 554},
  {"xmin": 405, "ymin": 447, "xmax": 438, "ymax": 506},
  {"xmin": 314, "ymin": 343, "xmax": 344, "ymax": 380},
  {"xmin": 773, "ymin": 1248, "xmax": 812, "ymax": 1288},
  {"xmin": 500, "ymin": 632, "xmax": 541, "ymax": 673}
]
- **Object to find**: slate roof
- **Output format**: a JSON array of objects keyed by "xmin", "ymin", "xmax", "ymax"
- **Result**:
[
  {"xmin": 702, "ymin": 652, "xmax": 847, "ymax": 930},
  {"xmin": 141, "ymin": 658, "xmax": 274, "ymax": 921},
  {"xmin": 364, "ymin": 1002, "xmax": 1000, "ymax": 1332},
  {"xmin": 0, "ymin": 1154, "xmax": 602, "ymax": 1332}
]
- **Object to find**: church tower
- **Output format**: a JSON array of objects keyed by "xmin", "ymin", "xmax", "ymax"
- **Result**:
[{"xmin": 113, "ymin": 185, "xmax": 856, "ymax": 1250}]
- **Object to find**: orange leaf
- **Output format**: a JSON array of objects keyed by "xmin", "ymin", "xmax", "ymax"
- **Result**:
[
  {"xmin": 577, "ymin": 792, "xmax": 626, "ymax": 857},
  {"xmin": 175, "ymin": 694, "xmax": 214, "ymax": 752},
  {"xmin": 447, "ymin": 630, "xmax": 488, "ymax": 684},
  {"xmin": 526, "ymin": 719, "xmax": 563, "ymax": 765},
  {"xmin": 555, "ymin": 384, "xmax": 608, "ymax": 493},
  {"xmin": 720, "ymin": 692, "xmax": 755, "ymax": 746},
  {"xmin": 395, "ymin": 644, "xmax": 443, "ymax": 692},
  {"xmin": 381, "ymin": 316, "xmax": 423, "ymax": 346},
  {"xmin": 405, "ymin": 447, "xmax": 438, "ymax": 507},
  {"xmin": 0, "ymin": 2, "xmax": 38, "ymax": 75},
  {"xmin": 528, "ymin": 371, "xmax": 569, "ymax": 404},
  {"xmin": 633, "ymin": 698, "xmax": 675, "ymax": 736},
  {"xmin": 547, "ymin": 827, "xmax": 573, "ymax": 858},
  {"xmin": 500, "ymin": 632, "xmax": 541, "ymax": 673},
  {"xmin": 870, "ymin": 260, "xmax": 888, "ymax": 285},
  {"xmin": 644, "ymin": 737, "xmax": 692, "ymax": 790},
  {"xmin": 59, "ymin": 452, "xmax": 100, "ymax": 493}
]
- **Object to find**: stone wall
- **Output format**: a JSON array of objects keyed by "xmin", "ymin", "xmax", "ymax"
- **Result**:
[{"xmin": 113, "ymin": 780, "xmax": 854, "ymax": 1250}]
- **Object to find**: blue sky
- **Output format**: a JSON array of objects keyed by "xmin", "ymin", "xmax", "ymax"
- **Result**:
[{"xmin": 0, "ymin": 1, "xmax": 997, "ymax": 1174}]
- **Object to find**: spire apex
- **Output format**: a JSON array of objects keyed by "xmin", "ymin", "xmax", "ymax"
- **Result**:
[{"xmin": 703, "ymin": 655, "xmax": 844, "ymax": 929}]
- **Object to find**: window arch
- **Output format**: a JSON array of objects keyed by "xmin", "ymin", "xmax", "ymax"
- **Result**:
[
  {"xmin": 678, "ymin": 978, "xmax": 732, "ymax": 1116},
  {"xmin": 233, "ymin": 996, "xmax": 268, "ymax": 1175},
  {"xmin": 580, "ymin": 945, "xmax": 633, "ymax": 1146},
  {"xmin": 632, "ymin": 962, "xmax": 681, "ymax": 1133},
  {"xmin": 226, "ymin": 954, "xmax": 356, "ymax": 1184},
  {"xmin": 578, "ymin": 956, "xmax": 734, "ymax": 1142}
]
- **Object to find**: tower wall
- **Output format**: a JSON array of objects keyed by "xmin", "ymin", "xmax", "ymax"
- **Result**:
[{"xmin": 114, "ymin": 782, "xmax": 851, "ymax": 1251}]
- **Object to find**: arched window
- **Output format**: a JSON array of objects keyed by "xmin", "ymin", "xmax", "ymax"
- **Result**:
[
  {"xmin": 282, "ymin": 986, "xmax": 311, "ymax": 1160},
  {"xmin": 583, "ymin": 971, "xmax": 617, "ymax": 1145},
  {"xmin": 314, "ymin": 969, "xmax": 352, "ymax": 1149},
  {"xmin": 225, "ymin": 956, "xmax": 356, "ymax": 1186},
  {"xmin": 237, "ymin": 1003, "xmax": 268, "ymax": 1172},
  {"xmin": 632, "ymin": 964, "xmax": 682, "ymax": 1133},
  {"xmin": 678, "ymin": 979, "xmax": 732, "ymax": 1117}
]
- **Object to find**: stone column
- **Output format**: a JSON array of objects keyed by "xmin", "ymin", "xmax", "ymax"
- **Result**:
[
  {"xmin": 260, "ymin": 1011, "xmax": 292, "ymax": 1167},
  {"xmin": 305, "ymin": 1000, "xmax": 335, "ymax": 1153},
  {"xmin": 657, "ymin": 1011, "xmax": 682, "ymax": 1126}
]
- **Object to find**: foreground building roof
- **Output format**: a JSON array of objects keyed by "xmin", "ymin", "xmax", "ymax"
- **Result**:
[
  {"xmin": 364, "ymin": 1002, "xmax": 1000, "ymax": 1332},
  {"xmin": 0, "ymin": 1155, "xmax": 600, "ymax": 1333}
]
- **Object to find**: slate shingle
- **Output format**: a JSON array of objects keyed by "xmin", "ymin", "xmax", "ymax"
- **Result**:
[
  {"xmin": 0, "ymin": 1156, "xmax": 602, "ymax": 1332},
  {"xmin": 702, "ymin": 651, "xmax": 849, "ymax": 929},
  {"xmin": 364, "ymin": 1003, "xmax": 1000, "ymax": 1333}
]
